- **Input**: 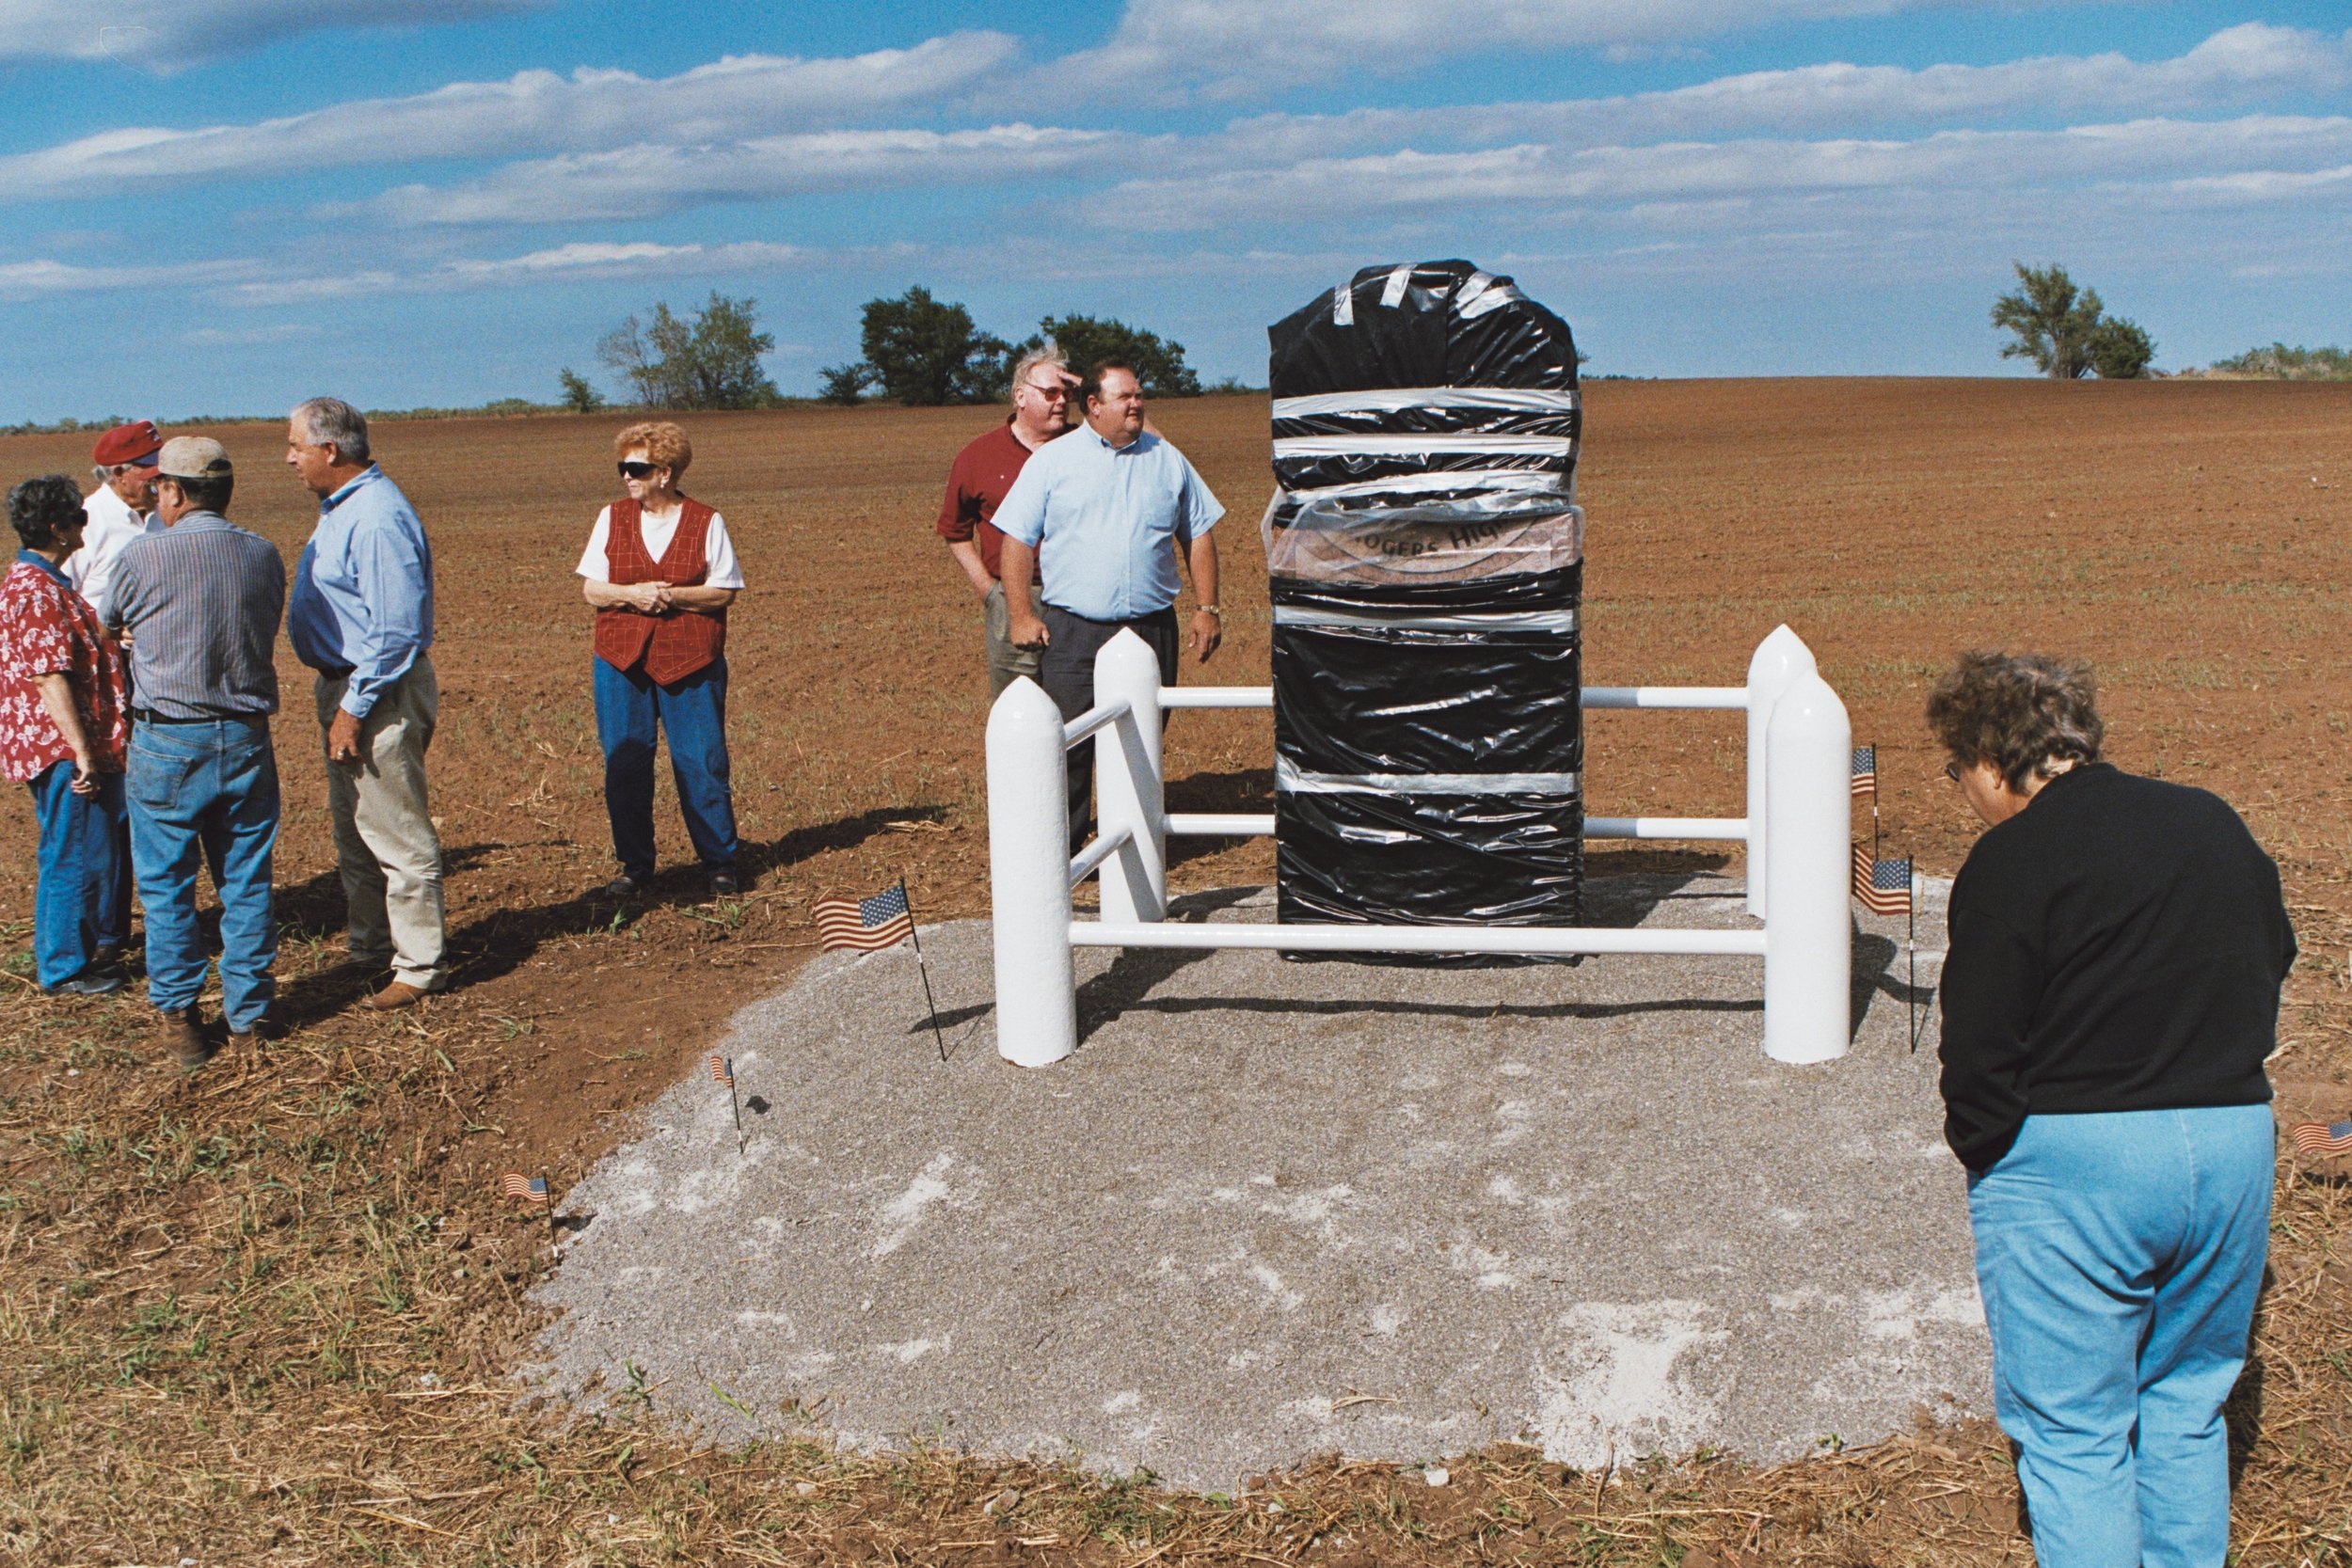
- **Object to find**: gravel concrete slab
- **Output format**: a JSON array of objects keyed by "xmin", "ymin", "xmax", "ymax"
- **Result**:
[{"xmin": 526, "ymin": 873, "xmax": 1981, "ymax": 1491}]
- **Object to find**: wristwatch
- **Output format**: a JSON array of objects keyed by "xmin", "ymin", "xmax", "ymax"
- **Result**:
[{"xmin": 1197, "ymin": 605, "xmax": 1223, "ymax": 619}]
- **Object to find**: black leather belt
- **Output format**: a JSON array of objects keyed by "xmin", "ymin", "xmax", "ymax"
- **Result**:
[{"xmin": 133, "ymin": 707, "xmax": 262, "ymax": 725}]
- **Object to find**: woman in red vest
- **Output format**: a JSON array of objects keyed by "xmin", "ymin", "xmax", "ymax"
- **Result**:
[{"xmin": 577, "ymin": 421, "xmax": 745, "ymax": 897}]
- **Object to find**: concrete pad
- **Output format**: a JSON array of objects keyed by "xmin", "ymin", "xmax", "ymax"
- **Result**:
[{"xmin": 527, "ymin": 873, "xmax": 1983, "ymax": 1491}]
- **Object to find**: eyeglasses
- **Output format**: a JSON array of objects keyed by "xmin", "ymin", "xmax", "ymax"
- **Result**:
[
  {"xmin": 1943, "ymin": 761, "xmax": 1963, "ymax": 783},
  {"xmin": 617, "ymin": 461, "xmax": 660, "ymax": 479},
  {"xmin": 1019, "ymin": 381, "xmax": 1070, "ymax": 401}
]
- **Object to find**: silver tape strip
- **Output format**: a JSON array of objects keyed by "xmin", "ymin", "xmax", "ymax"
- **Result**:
[
  {"xmin": 1275, "ymin": 434, "xmax": 1573, "ymax": 458},
  {"xmin": 1272, "ymin": 388, "xmax": 1581, "ymax": 419},
  {"xmin": 1380, "ymin": 263, "xmax": 1413, "ymax": 307},
  {"xmin": 1279, "ymin": 468, "xmax": 1571, "ymax": 501},
  {"xmin": 1273, "ymin": 606, "xmax": 1580, "ymax": 633},
  {"xmin": 1332, "ymin": 279, "xmax": 1354, "ymax": 326},
  {"xmin": 1278, "ymin": 758, "xmax": 1582, "ymax": 796}
]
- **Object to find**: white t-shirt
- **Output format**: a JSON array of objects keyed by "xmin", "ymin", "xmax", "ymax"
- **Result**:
[
  {"xmin": 67, "ymin": 482, "xmax": 158, "ymax": 611},
  {"xmin": 575, "ymin": 503, "xmax": 745, "ymax": 589}
]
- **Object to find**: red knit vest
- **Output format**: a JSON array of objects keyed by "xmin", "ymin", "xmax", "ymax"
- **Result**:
[{"xmin": 591, "ymin": 497, "xmax": 727, "ymax": 685}]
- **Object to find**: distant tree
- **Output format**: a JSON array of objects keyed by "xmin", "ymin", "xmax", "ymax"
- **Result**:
[
  {"xmin": 1992, "ymin": 262, "xmax": 2152, "ymax": 380},
  {"xmin": 816, "ymin": 362, "xmax": 873, "ymax": 406},
  {"xmin": 2087, "ymin": 317, "xmax": 2156, "ymax": 381},
  {"xmin": 557, "ymin": 367, "xmax": 606, "ymax": 413},
  {"xmin": 856, "ymin": 287, "xmax": 1010, "ymax": 405},
  {"xmin": 1033, "ymin": 314, "xmax": 1201, "ymax": 398},
  {"xmin": 2208, "ymin": 342, "xmax": 2352, "ymax": 380},
  {"xmin": 596, "ymin": 293, "xmax": 779, "ymax": 409}
]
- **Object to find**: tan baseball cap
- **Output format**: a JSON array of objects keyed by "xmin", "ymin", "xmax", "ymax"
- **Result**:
[{"xmin": 154, "ymin": 436, "xmax": 232, "ymax": 482}]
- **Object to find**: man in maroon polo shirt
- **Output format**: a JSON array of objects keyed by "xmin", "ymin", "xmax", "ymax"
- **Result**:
[{"xmin": 936, "ymin": 346, "xmax": 1076, "ymax": 697}]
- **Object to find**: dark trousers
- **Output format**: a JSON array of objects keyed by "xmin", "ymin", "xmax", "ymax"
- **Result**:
[
  {"xmin": 594, "ymin": 656, "xmax": 739, "ymax": 880},
  {"xmin": 1039, "ymin": 604, "xmax": 1179, "ymax": 847}
]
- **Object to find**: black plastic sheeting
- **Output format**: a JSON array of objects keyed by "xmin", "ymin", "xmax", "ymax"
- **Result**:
[{"xmin": 1265, "ymin": 261, "xmax": 1584, "ymax": 962}]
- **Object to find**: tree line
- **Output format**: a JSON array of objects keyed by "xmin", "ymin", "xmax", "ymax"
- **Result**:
[
  {"xmin": 558, "ymin": 287, "xmax": 1212, "ymax": 414},
  {"xmin": 549, "ymin": 263, "xmax": 2231, "ymax": 413}
]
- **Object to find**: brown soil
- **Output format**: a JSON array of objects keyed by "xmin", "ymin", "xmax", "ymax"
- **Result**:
[{"xmin": 2, "ymin": 379, "xmax": 2347, "ymax": 1564}]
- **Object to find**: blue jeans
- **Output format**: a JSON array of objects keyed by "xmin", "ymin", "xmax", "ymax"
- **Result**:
[
  {"xmin": 26, "ymin": 760, "xmax": 127, "ymax": 987},
  {"xmin": 1967, "ymin": 1106, "xmax": 2274, "ymax": 1568},
  {"xmin": 126, "ymin": 719, "xmax": 279, "ymax": 1029},
  {"xmin": 593, "ymin": 657, "xmax": 738, "ymax": 880}
]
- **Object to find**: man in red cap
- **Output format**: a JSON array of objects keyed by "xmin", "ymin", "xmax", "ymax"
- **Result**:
[{"xmin": 70, "ymin": 420, "xmax": 163, "ymax": 616}]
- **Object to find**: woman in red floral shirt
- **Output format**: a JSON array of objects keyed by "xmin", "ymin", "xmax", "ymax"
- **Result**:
[{"xmin": 2, "ymin": 474, "xmax": 131, "ymax": 993}]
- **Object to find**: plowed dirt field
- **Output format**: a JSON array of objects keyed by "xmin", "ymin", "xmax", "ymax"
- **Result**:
[{"xmin": 2, "ymin": 378, "xmax": 2347, "ymax": 1566}]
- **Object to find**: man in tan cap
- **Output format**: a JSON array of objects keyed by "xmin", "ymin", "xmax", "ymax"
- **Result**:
[
  {"xmin": 103, "ymin": 437, "xmax": 286, "ymax": 1069},
  {"xmin": 69, "ymin": 420, "xmax": 163, "ymax": 613}
]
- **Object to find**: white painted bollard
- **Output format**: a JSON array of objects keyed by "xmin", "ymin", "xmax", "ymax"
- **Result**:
[
  {"xmin": 986, "ymin": 678, "xmax": 1077, "ymax": 1067},
  {"xmin": 1761, "ymin": 668, "xmax": 1851, "ymax": 1064},
  {"xmin": 1744, "ymin": 625, "xmax": 1819, "ymax": 920},
  {"xmin": 1092, "ymin": 630, "xmax": 1167, "ymax": 924}
]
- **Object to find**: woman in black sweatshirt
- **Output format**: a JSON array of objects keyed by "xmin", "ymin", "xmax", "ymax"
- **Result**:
[{"xmin": 1931, "ymin": 649, "xmax": 2293, "ymax": 1568}]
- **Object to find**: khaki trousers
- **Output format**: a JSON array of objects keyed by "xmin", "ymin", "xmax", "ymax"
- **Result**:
[
  {"xmin": 314, "ymin": 658, "xmax": 447, "ymax": 990},
  {"xmin": 983, "ymin": 578, "xmax": 1043, "ymax": 699}
]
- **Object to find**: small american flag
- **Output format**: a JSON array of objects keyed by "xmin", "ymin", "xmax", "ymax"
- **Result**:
[
  {"xmin": 1852, "ymin": 845, "xmax": 1914, "ymax": 916},
  {"xmin": 2290, "ymin": 1119, "xmax": 2352, "ymax": 1156},
  {"xmin": 1851, "ymin": 746, "xmax": 1877, "ymax": 800},
  {"xmin": 815, "ymin": 882, "xmax": 914, "ymax": 952},
  {"xmin": 501, "ymin": 1172, "xmax": 549, "ymax": 1206},
  {"xmin": 710, "ymin": 1054, "xmax": 733, "ymax": 1086}
]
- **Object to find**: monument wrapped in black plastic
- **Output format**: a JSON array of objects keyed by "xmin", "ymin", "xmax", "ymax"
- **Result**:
[{"xmin": 1265, "ymin": 261, "xmax": 1584, "ymax": 959}]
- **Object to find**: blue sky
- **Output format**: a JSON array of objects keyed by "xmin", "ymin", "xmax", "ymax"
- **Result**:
[{"xmin": 0, "ymin": 0, "xmax": 2346, "ymax": 420}]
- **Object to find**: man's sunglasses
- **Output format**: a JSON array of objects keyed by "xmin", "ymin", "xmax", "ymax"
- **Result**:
[
  {"xmin": 618, "ymin": 461, "xmax": 660, "ymax": 479},
  {"xmin": 1020, "ymin": 380, "xmax": 1071, "ymax": 401}
]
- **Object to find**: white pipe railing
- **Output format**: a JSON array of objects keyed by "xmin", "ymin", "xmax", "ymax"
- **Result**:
[{"xmin": 986, "ymin": 625, "xmax": 1851, "ymax": 1069}]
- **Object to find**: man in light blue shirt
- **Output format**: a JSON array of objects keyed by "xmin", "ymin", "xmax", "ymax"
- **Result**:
[
  {"xmin": 996, "ymin": 361, "xmax": 1224, "ymax": 843},
  {"xmin": 285, "ymin": 397, "xmax": 448, "ymax": 1008}
]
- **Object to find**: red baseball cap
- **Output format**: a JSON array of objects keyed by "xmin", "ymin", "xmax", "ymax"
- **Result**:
[{"xmin": 92, "ymin": 420, "xmax": 163, "ymax": 467}]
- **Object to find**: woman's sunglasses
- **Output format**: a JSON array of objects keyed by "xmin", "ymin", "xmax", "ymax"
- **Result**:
[{"xmin": 618, "ymin": 460, "xmax": 660, "ymax": 479}]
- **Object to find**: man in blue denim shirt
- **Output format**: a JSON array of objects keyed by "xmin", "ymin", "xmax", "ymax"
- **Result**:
[
  {"xmin": 102, "ymin": 437, "xmax": 285, "ymax": 1068},
  {"xmin": 285, "ymin": 397, "xmax": 448, "ymax": 1010}
]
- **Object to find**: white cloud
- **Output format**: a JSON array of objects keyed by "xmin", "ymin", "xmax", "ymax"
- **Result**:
[
  {"xmin": 1092, "ymin": 114, "xmax": 2352, "ymax": 230},
  {"xmin": 1046, "ymin": 0, "xmax": 2107, "ymax": 100},
  {"xmin": 0, "ymin": 35, "xmax": 1019, "ymax": 203},
  {"xmin": 220, "ymin": 237, "xmax": 827, "ymax": 305},
  {"xmin": 0, "ymin": 257, "xmax": 262, "ymax": 299},
  {"xmin": 370, "ymin": 124, "xmax": 1126, "ymax": 225},
  {"xmin": 180, "ymin": 322, "xmax": 324, "ymax": 346},
  {"xmin": 1218, "ymin": 24, "xmax": 2352, "ymax": 157},
  {"xmin": 0, "ymin": 0, "xmax": 543, "ymax": 66}
]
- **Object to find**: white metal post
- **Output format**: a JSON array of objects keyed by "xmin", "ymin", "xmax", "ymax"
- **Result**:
[
  {"xmin": 1761, "ymin": 668, "xmax": 1851, "ymax": 1064},
  {"xmin": 987, "ymin": 678, "xmax": 1078, "ymax": 1068},
  {"xmin": 1092, "ymin": 630, "xmax": 1168, "ymax": 924},
  {"xmin": 1743, "ymin": 625, "xmax": 1819, "ymax": 920}
]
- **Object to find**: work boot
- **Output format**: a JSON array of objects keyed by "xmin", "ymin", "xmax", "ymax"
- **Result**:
[
  {"xmin": 163, "ymin": 1006, "xmax": 217, "ymax": 1070},
  {"xmin": 229, "ymin": 1011, "xmax": 282, "ymax": 1046},
  {"xmin": 361, "ymin": 980, "xmax": 431, "ymax": 1012}
]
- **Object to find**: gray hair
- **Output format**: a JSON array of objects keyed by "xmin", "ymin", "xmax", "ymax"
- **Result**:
[
  {"xmin": 292, "ymin": 396, "xmax": 371, "ymax": 464},
  {"xmin": 1009, "ymin": 343, "xmax": 1068, "ymax": 403},
  {"xmin": 1925, "ymin": 649, "xmax": 2105, "ymax": 792}
]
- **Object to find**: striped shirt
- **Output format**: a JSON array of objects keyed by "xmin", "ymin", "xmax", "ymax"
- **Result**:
[{"xmin": 101, "ymin": 513, "xmax": 285, "ymax": 720}]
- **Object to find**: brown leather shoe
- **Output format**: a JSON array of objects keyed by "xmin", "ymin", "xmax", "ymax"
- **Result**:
[
  {"xmin": 164, "ymin": 1007, "xmax": 217, "ymax": 1069},
  {"xmin": 360, "ymin": 980, "xmax": 431, "ymax": 1011}
]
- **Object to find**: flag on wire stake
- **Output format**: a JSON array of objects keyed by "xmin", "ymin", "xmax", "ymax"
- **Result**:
[
  {"xmin": 712, "ymin": 1054, "xmax": 743, "ymax": 1155},
  {"xmin": 501, "ymin": 1170, "xmax": 559, "ymax": 1246},
  {"xmin": 2289, "ymin": 1119, "xmax": 2352, "ymax": 1157},
  {"xmin": 1852, "ymin": 847, "xmax": 1923, "ymax": 1049},
  {"xmin": 815, "ymin": 879, "xmax": 948, "ymax": 1062},
  {"xmin": 1851, "ymin": 746, "xmax": 1877, "ymax": 800}
]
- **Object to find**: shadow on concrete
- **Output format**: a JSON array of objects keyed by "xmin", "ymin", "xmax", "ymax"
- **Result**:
[{"xmin": 1073, "ymin": 886, "xmax": 1261, "ymax": 1045}]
